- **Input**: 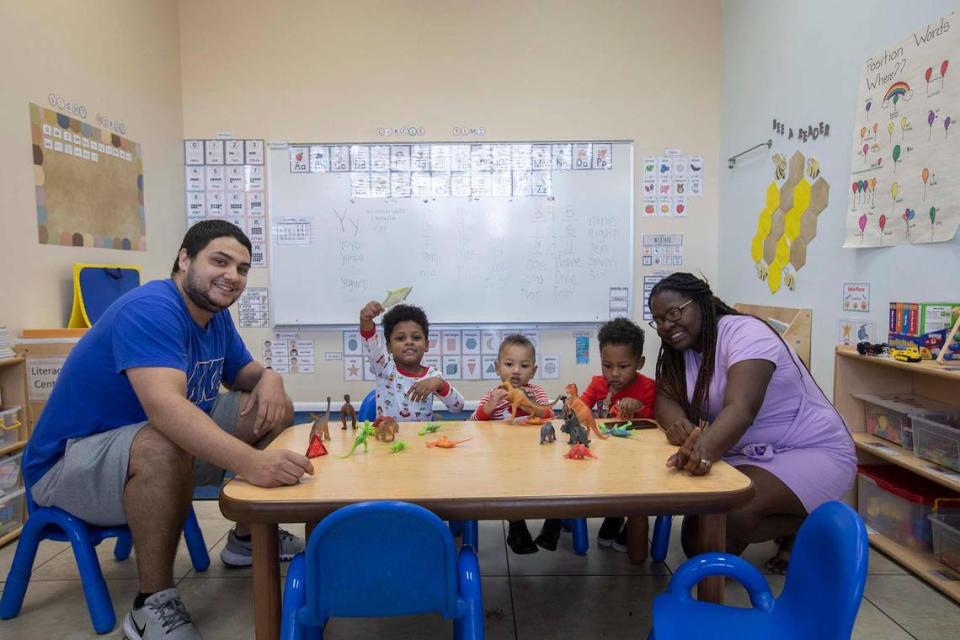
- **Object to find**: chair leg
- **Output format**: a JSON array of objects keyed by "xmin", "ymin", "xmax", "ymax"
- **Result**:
[
  {"xmin": 448, "ymin": 520, "xmax": 463, "ymax": 537},
  {"xmin": 570, "ymin": 518, "xmax": 589, "ymax": 555},
  {"xmin": 651, "ymin": 515, "xmax": 671, "ymax": 563},
  {"xmin": 455, "ymin": 545, "xmax": 484, "ymax": 640},
  {"xmin": 281, "ymin": 554, "xmax": 306, "ymax": 640},
  {"xmin": 461, "ymin": 520, "xmax": 479, "ymax": 550},
  {"xmin": 0, "ymin": 518, "xmax": 44, "ymax": 619},
  {"xmin": 113, "ymin": 529, "xmax": 133, "ymax": 561},
  {"xmin": 183, "ymin": 508, "xmax": 210, "ymax": 572},
  {"xmin": 66, "ymin": 522, "xmax": 117, "ymax": 634}
]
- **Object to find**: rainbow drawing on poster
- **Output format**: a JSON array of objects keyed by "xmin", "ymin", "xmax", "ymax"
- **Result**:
[
  {"xmin": 845, "ymin": 14, "xmax": 960, "ymax": 247},
  {"xmin": 30, "ymin": 103, "xmax": 146, "ymax": 250}
]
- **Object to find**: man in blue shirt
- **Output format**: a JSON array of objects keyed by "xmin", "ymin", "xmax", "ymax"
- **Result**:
[{"xmin": 25, "ymin": 221, "xmax": 313, "ymax": 640}]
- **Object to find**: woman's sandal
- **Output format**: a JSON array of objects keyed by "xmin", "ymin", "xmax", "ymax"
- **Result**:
[{"xmin": 764, "ymin": 535, "xmax": 793, "ymax": 574}]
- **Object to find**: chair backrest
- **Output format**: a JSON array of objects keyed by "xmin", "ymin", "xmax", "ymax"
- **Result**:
[
  {"xmin": 299, "ymin": 501, "xmax": 460, "ymax": 626},
  {"xmin": 357, "ymin": 389, "xmax": 377, "ymax": 422},
  {"xmin": 776, "ymin": 501, "xmax": 869, "ymax": 638}
]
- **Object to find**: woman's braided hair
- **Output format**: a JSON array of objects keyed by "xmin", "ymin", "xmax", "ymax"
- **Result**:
[{"xmin": 650, "ymin": 273, "xmax": 743, "ymax": 423}]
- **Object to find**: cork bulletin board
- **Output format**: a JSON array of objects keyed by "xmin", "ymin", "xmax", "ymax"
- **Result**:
[{"xmin": 30, "ymin": 102, "xmax": 146, "ymax": 250}]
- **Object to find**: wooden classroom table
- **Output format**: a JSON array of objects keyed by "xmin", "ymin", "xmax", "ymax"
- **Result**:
[{"xmin": 220, "ymin": 420, "xmax": 754, "ymax": 639}]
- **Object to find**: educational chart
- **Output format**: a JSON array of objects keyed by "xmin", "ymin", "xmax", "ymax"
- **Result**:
[
  {"xmin": 268, "ymin": 141, "xmax": 634, "ymax": 325},
  {"xmin": 30, "ymin": 103, "xmax": 145, "ymax": 249},
  {"xmin": 749, "ymin": 151, "xmax": 830, "ymax": 294},
  {"xmin": 640, "ymin": 150, "xmax": 704, "ymax": 217},
  {"xmin": 845, "ymin": 13, "xmax": 960, "ymax": 247},
  {"xmin": 184, "ymin": 139, "xmax": 266, "ymax": 266}
]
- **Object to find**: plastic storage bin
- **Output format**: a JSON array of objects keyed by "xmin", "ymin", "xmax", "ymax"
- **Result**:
[
  {"xmin": 930, "ymin": 509, "xmax": 960, "ymax": 573},
  {"xmin": 0, "ymin": 487, "xmax": 25, "ymax": 538},
  {"xmin": 0, "ymin": 406, "xmax": 20, "ymax": 448},
  {"xmin": 853, "ymin": 392, "xmax": 959, "ymax": 449},
  {"xmin": 0, "ymin": 451, "xmax": 23, "ymax": 497},
  {"xmin": 857, "ymin": 465, "xmax": 960, "ymax": 552},
  {"xmin": 912, "ymin": 413, "xmax": 960, "ymax": 472}
]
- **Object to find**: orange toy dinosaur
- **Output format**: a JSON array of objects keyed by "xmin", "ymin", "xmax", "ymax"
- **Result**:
[
  {"xmin": 563, "ymin": 383, "xmax": 608, "ymax": 440},
  {"xmin": 501, "ymin": 380, "xmax": 560, "ymax": 424},
  {"xmin": 426, "ymin": 435, "xmax": 472, "ymax": 448}
]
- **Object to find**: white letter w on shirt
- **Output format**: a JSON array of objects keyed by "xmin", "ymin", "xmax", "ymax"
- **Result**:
[{"xmin": 186, "ymin": 358, "xmax": 224, "ymax": 405}]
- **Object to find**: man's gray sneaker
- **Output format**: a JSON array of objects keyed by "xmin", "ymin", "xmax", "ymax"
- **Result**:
[
  {"xmin": 219, "ymin": 527, "xmax": 304, "ymax": 567},
  {"xmin": 123, "ymin": 588, "xmax": 201, "ymax": 639}
]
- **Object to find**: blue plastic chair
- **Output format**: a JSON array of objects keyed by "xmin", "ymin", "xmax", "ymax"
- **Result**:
[
  {"xmin": 357, "ymin": 389, "xmax": 376, "ymax": 422},
  {"xmin": 650, "ymin": 501, "xmax": 868, "ymax": 640},
  {"xmin": 0, "ymin": 490, "xmax": 210, "ymax": 634},
  {"xmin": 281, "ymin": 501, "xmax": 483, "ymax": 640}
]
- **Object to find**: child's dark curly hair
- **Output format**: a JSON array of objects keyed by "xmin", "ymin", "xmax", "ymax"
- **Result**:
[
  {"xmin": 597, "ymin": 317, "xmax": 645, "ymax": 359},
  {"xmin": 383, "ymin": 304, "xmax": 429, "ymax": 341}
]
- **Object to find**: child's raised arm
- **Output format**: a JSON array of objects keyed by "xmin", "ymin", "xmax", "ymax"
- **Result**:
[{"xmin": 359, "ymin": 300, "xmax": 384, "ymax": 333}]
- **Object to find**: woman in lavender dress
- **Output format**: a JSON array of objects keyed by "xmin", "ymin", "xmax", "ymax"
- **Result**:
[{"xmin": 648, "ymin": 273, "xmax": 856, "ymax": 570}]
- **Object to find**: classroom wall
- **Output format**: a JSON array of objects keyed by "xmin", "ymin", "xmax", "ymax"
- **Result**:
[
  {"xmin": 178, "ymin": 0, "xmax": 723, "ymax": 407},
  {"xmin": 0, "ymin": 0, "xmax": 185, "ymax": 333},
  {"xmin": 718, "ymin": 0, "xmax": 960, "ymax": 398}
]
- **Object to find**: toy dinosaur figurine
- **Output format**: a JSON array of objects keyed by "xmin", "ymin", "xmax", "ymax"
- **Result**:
[
  {"xmin": 339, "ymin": 420, "xmax": 377, "ymax": 458},
  {"xmin": 341, "ymin": 393, "xmax": 358, "ymax": 430},
  {"xmin": 418, "ymin": 423, "xmax": 443, "ymax": 436},
  {"xmin": 500, "ymin": 381, "xmax": 559, "ymax": 424},
  {"xmin": 599, "ymin": 424, "xmax": 632, "ymax": 438},
  {"xmin": 305, "ymin": 433, "xmax": 328, "ymax": 458},
  {"xmin": 560, "ymin": 409, "xmax": 590, "ymax": 447},
  {"xmin": 426, "ymin": 435, "xmax": 471, "ymax": 448},
  {"xmin": 565, "ymin": 444, "xmax": 596, "ymax": 460},
  {"xmin": 390, "ymin": 440, "xmax": 408, "ymax": 453},
  {"xmin": 539, "ymin": 421, "xmax": 556, "ymax": 444},
  {"xmin": 373, "ymin": 416, "xmax": 399, "ymax": 442},
  {"xmin": 309, "ymin": 398, "xmax": 332, "ymax": 442},
  {"xmin": 563, "ymin": 383, "xmax": 607, "ymax": 440}
]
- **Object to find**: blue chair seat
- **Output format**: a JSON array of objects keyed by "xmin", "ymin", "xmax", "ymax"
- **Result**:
[
  {"xmin": 650, "ymin": 501, "xmax": 869, "ymax": 640},
  {"xmin": 1, "ymin": 493, "xmax": 210, "ymax": 634},
  {"xmin": 282, "ymin": 500, "xmax": 483, "ymax": 639}
]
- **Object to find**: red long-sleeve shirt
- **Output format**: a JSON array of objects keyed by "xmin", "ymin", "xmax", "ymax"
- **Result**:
[{"xmin": 579, "ymin": 374, "xmax": 656, "ymax": 418}]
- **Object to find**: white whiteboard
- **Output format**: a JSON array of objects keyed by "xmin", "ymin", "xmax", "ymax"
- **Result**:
[{"xmin": 268, "ymin": 141, "xmax": 634, "ymax": 325}]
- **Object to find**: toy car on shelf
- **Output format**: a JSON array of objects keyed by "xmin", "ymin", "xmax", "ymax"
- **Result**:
[
  {"xmin": 856, "ymin": 342, "xmax": 887, "ymax": 356},
  {"xmin": 889, "ymin": 346, "xmax": 922, "ymax": 363}
]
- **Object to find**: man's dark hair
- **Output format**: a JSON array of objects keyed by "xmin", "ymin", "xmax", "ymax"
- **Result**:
[
  {"xmin": 171, "ymin": 220, "xmax": 252, "ymax": 276},
  {"xmin": 598, "ymin": 317, "xmax": 645, "ymax": 359},
  {"xmin": 383, "ymin": 304, "xmax": 429, "ymax": 341},
  {"xmin": 498, "ymin": 333, "xmax": 536, "ymax": 360}
]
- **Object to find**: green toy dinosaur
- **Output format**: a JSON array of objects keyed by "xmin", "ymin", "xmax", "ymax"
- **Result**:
[
  {"xmin": 339, "ymin": 420, "xmax": 377, "ymax": 458},
  {"xmin": 418, "ymin": 423, "xmax": 442, "ymax": 436},
  {"xmin": 390, "ymin": 440, "xmax": 408, "ymax": 453}
]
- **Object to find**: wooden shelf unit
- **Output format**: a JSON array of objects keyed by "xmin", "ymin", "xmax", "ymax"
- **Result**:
[
  {"xmin": 835, "ymin": 345, "xmax": 960, "ymax": 602},
  {"xmin": 0, "ymin": 356, "xmax": 30, "ymax": 548}
]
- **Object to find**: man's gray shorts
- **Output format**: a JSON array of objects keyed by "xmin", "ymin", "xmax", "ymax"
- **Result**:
[{"xmin": 30, "ymin": 391, "xmax": 243, "ymax": 526}]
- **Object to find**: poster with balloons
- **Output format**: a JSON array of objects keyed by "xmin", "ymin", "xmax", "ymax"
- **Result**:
[{"xmin": 845, "ymin": 13, "xmax": 960, "ymax": 247}]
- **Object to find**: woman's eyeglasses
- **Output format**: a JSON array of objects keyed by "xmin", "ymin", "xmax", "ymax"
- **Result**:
[{"xmin": 648, "ymin": 299, "xmax": 693, "ymax": 330}]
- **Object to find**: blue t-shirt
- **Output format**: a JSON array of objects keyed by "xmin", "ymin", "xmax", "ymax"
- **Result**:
[{"xmin": 24, "ymin": 279, "xmax": 253, "ymax": 486}]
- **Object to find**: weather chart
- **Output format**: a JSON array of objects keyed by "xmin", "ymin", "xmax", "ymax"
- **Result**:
[{"xmin": 846, "ymin": 13, "xmax": 960, "ymax": 247}]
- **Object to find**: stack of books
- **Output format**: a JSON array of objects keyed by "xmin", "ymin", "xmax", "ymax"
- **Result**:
[{"xmin": 0, "ymin": 326, "xmax": 14, "ymax": 360}]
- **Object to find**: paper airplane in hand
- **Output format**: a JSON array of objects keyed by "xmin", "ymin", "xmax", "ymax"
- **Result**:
[{"xmin": 382, "ymin": 286, "xmax": 413, "ymax": 308}]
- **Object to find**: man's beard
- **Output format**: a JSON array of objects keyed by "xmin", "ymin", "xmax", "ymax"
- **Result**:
[{"xmin": 183, "ymin": 266, "xmax": 236, "ymax": 313}]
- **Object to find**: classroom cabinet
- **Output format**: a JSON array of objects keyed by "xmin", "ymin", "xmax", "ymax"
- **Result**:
[{"xmin": 0, "ymin": 357, "xmax": 30, "ymax": 548}]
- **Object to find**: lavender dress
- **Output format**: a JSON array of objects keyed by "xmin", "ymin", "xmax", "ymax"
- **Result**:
[{"xmin": 684, "ymin": 315, "xmax": 856, "ymax": 512}]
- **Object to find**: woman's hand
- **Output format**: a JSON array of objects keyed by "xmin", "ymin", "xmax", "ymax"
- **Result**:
[
  {"xmin": 666, "ymin": 427, "xmax": 713, "ymax": 476},
  {"xmin": 663, "ymin": 417, "xmax": 697, "ymax": 445}
]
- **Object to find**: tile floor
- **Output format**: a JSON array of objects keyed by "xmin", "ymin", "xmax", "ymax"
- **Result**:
[{"xmin": 1, "ymin": 504, "xmax": 959, "ymax": 639}]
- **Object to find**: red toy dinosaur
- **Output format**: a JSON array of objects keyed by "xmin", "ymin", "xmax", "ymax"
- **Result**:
[
  {"xmin": 426, "ymin": 435, "xmax": 472, "ymax": 448},
  {"xmin": 563, "ymin": 383, "xmax": 608, "ymax": 440},
  {"xmin": 565, "ymin": 444, "xmax": 596, "ymax": 460}
]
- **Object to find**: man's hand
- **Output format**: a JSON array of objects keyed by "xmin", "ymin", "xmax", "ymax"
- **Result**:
[
  {"xmin": 239, "ymin": 448, "xmax": 314, "ymax": 487},
  {"xmin": 407, "ymin": 377, "xmax": 445, "ymax": 402},
  {"xmin": 617, "ymin": 398, "xmax": 644, "ymax": 419},
  {"xmin": 483, "ymin": 388, "xmax": 509, "ymax": 414},
  {"xmin": 240, "ymin": 368, "xmax": 288, "ymax": 438}
]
